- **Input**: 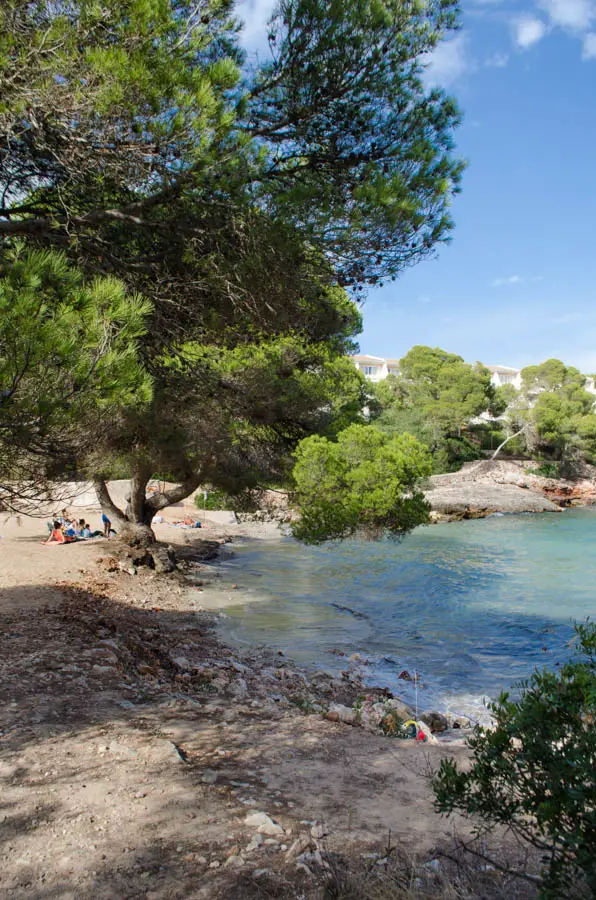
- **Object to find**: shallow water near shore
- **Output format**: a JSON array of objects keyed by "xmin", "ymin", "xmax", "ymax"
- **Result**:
[{"xmin": 202, "ymin": 509, "xmax": 596, "ymax": 722}]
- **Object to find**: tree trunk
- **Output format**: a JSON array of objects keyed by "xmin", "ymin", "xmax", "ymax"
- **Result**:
[
  {"xmin": 93, "ymin": 470, "xmax": 156, "ymax": 546},
  {"xmin": 124, "ymin": 464, "xmax": 153, "ymax": 525},
  {"xmin": 491, "ymin": 427, "xmax": 525, "ymax": 460},
  {"xmin": 93, "ymin": 461, "xmax": 209, "ymax": 547}
]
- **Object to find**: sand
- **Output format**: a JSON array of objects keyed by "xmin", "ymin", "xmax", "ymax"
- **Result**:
[{"xmin": 1, "ymin": 503, "xmax": 524, "ymax": 899}]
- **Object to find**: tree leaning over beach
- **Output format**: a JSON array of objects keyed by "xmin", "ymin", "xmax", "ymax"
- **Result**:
[{"xmin": 0, "ymin": 0, "xmax": 464, "ymax": 541}]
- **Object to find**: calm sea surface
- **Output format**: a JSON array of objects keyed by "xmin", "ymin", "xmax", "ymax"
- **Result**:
[{"xmin": 207, "ymin": 510, "xmax": 596, "ymax": 721}]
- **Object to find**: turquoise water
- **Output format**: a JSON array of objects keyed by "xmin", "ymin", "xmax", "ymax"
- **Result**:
[{"xmin": 212, "ymin": 510, "xmax": 596, "ymax": 721}]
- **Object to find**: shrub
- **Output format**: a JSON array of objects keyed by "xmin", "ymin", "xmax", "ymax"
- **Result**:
[
  {"xmin": 433, "ymin": 622, "xmax": 596, "ymax": 899},
  {"xmin": 526, "ymin": 462, "xmax": 561, "ymax": 479}
]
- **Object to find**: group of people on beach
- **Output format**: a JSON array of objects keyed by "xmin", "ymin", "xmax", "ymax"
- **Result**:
[{"xmin": 44, "ymin": 510, "xmax": 115, "ymax": 544}]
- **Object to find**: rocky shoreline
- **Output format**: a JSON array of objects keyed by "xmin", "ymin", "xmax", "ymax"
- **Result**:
[
  {"xmin": 161, "ymin": 535, "xmax": 475, "ymax": 746},
  {"xmin": 424, "ymin": 458, "xmax": 596, "ymax": 521},
  {"xmin": 97, "ymin": 531, "xmax": 473, "ymax": 745}
]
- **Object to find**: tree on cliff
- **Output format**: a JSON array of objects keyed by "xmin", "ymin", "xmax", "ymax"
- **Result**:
[
  {"xmin": 0, "ymin": 0, "xmax": 464, "ymax": 538},
  {"xmin": 372, "ymin": 346, "xmax": 498, "ymax": 472},
  {"xmin": 495, "ymin": 360, "xmax": 596, "ymax": 471}
]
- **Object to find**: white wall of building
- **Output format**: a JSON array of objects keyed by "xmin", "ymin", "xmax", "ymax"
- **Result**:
[{"xmin": 352, "ymin": 356, "xmax": 596, "ymax": 395}]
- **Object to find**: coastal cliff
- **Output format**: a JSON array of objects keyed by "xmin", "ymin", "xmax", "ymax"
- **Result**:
[{"xmin": 425, "ymin": 458, "xmax": 596, "ymax": 520}]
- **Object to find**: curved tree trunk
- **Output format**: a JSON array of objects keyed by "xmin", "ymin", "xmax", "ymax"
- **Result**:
[
  {"xmin": 491, "ymin": 426, "xmax": 525, "ymax": 461},
  {"xmin": 93, "ymin": 461, "xmax": 209, "ymax": 547}
]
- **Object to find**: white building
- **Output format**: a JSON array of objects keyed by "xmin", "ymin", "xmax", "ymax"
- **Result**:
[
  {"xmin": 351, "ymin": 354, "xmax": 401, "ymax": 382},
  {"xmin": 352, "ymin": 356, "xmax": 596, "ymax": 396},
  {"xmin": 484, "ymin": 365, "xmax": 522, "ymax": 390}
]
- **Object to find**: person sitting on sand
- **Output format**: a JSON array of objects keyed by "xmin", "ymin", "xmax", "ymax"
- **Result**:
[
  {"xmin": 63, "ymin": 520, "xmax": 77, "ymax": 539},
  {"xmin": 43, "ymin": 521, "xmax": 76, "ymax": 544}
]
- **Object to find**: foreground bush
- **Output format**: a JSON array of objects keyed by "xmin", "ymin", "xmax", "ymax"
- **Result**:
[{"xmin": 433, "ymin": 622, "xmax": 596, "ymax": 899}]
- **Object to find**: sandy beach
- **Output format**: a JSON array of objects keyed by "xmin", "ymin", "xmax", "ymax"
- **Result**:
[{"xmin": 0, "ymin": 502, "xmax": 535, "ymax": 899}]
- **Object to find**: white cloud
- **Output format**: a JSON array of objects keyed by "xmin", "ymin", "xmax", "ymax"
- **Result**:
[
  {"xmin": 417, "ymin": 294, "xmax": 432, "ymax": 304},
  {"xmin": 490, "ymin": 275, "xmax": 543, "ymax": 288},
  {"xmin": 424, "ymin": 35, "xmax": 470, "ymax": 87},
  {"xmin": 539, "ymin": 0, "xmax": 594, "ymax": 32},
  {"xmin": 515, "ymin": 17, "xmax": 548, "ymax": 48},
  {"xmin": 583, "ymin": 31, "xmax": 596, "ymax": 57},
  {"xmin": 485, "ymin": 51, "xmax": 509, "ymax": 68},
  {"xmin": 237, "ymin": 0, "xmax": 277, "ymax": 53}
]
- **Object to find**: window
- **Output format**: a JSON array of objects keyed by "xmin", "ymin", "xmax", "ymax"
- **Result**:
[
  {"xmin": 362, "ymin": 365, "xmax": 378, "ymax": 375},
  {"xmin": 388, "ymin": 367, "xmax": 400, "ymax": 376},
  {"xmin": 500, "ymin": 374, "xmax": 515, "ymax": 384}
]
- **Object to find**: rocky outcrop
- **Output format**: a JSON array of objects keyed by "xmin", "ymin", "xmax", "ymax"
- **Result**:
[{"xmin": 423, "ymin": 459, "xmax": 595, "ymax": 520}]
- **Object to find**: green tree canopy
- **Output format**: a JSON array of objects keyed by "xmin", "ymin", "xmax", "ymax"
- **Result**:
[
  {"xmin": 291, "ymin": 423, "xmax": 432, "ymax": 544},
  {"xmin": 0, "ymin": 245, "xmax": 151, "ymax": 506},
  {"xmin": 0, "ymin": 0, "xmax": 464, "ymax": 536},
  {"xmin": 372, "ymin": 346, "xmax": 497, "ymax": 472},
  {"xmin": 433, "ymin": 622, "xmax": 596, "ymax": 899},
  {"xmin": 500, "ymin": 360, "xmax": 596, "ymax": 468}
]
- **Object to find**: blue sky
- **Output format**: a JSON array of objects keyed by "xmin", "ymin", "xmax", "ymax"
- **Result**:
[{"xmin": 237, "ymin": 0, "xmax": 596, "ymax": 371}]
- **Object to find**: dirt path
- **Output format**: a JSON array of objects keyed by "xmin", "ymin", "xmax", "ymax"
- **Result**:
[{"xmin": 0, "ymin": 516, "xmax": 475, "ymax": 899}]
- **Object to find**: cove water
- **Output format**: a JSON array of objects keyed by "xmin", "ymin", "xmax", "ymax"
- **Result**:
[{"xmin": 205, "ymin": 509, "xmax": 596, "ymax": 723}]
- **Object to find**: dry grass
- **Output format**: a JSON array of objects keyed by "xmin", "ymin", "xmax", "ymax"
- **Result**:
[{"xmin": 321, "ymin": 840, "xmax": 541, "ymax": 900}]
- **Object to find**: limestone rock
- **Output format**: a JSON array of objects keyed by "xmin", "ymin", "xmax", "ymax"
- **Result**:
[
  {"xmin": 452, "ymin": 716, "xmax": 472, "ymax": 729},
  {"xmin": 420, "ymin": 711, "xmax": 449, "ymax": 733},
  {"xmin": 327, "ymin": 703, "xmax": 357, "ymax": 726},
  {"xmin": 285, "ymin": 835, "xmax": 314, "ymax": 859}
]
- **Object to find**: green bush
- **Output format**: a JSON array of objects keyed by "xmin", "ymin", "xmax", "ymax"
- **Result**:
[
  {"xmin": 433, "ymin": 622, "xmax": 596, "ymax": 899},
  {"xmin": 194, "ymin": 489, "xmax": 235, "ymax": 512},
  {"xmin": 527, "ymin": 462, "xmax": 561, "ymax": 479}
]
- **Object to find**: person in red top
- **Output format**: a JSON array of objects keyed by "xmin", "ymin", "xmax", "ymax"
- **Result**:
[{"xmin": 43, "ymin": 521, "xmax": 76, "ymax": 544}]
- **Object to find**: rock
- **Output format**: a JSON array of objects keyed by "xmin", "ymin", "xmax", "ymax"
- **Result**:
[
  {"xmin": 224, "ymin": 855, "xmax": 244, "ymax": 868},
  {"xmin": 137, "ymin": 664, "xmax": 155, "ymax": 676},
  {"xmin": 129, "ymin": 548, "xmax": 155, "ymax": 569},
  {"xmin": 170, "ymin": 654, "xmax": 192, "ymax": 671},
  {"xmin": 452, "ymin": 716, "xmax": 472, "ymax": 729},
  {"xmin": 245, "ymin": 811, "xmax": 275, "ymax": 829},
  {"xmin": 398, "ymin": 670, "xmax": 412, "ymax": 680},
  {"xmin": 420, "ymin": 711, "xmax": 449, "ymax": 733},
  {"xmin": 258, "ymin": 820, "xmax": 284, "ymax": 837},
  {"xmin": 153, "ymin": 545, "xmax": 177, "ymax": 574},
  {"xmin": 227, "ymin": 677, "xmax": 248, "ymax": 699},
  {"xmin": 285, "ymin": 835, "xmax": 313, "ymax": 859},
  {"xmin": 91, "ymin": 665, "xmax": 117, "ymax": 675},
  {"xmin": 310, "ymin": 823, "xmax": 328, "ymax": 840},
  {"xmin": 209, "ymin": 860, "xmax": 220, "ymax": 869},
  {"xmin": 98, "ymin": 556, "xmax": 119, "ymax": 572},
  {"xmin": 252, "ymin": 868, "xmax": 270, "ymax": 878},
  {"xmin": 384, "ymin": 698, "xmax": 415, "ymax": 719},
  {"xmin": 327, "ymin": 703, "xmax": 357, "ymax": 726},
  {"xmin": 201, "ymin": 769, "xmax": 218, "ymax": 785},
  {"xmin": 245, "ymin": 834, "xmax": 263, "ymax": 854}
]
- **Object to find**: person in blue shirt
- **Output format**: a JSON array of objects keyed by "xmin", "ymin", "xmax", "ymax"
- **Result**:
[{"xmin": 102, "ymin": 513, "xmax": 111, "ymax": 537}]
